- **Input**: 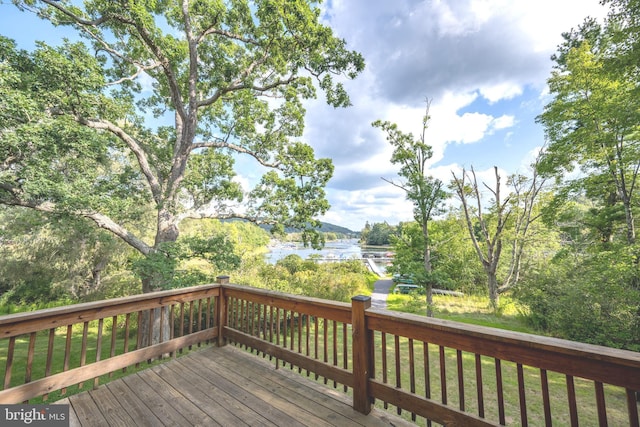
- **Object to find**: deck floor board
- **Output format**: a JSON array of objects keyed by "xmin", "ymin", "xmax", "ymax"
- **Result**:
[{"xmin": 62, "ymin": 345, "xmax": 415, "ymax": 427}]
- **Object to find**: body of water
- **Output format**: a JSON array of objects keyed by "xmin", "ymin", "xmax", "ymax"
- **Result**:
[{"xmin": 266, "ymin": 239, "xmax": 390, "ymax": 264}]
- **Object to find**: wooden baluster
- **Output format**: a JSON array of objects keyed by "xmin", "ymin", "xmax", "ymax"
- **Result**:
[
  {"xmin": 424, "ymin": 342, "xmax": 432, "ymax": 427},
  {"xmin": 540, "ymin": 369, "xmax": 552, "ymax": 426},
  {"xmin": 275, "ymin": 308, "xmax": 281, "ymax": 369},
  {"xmin": 197, "ymin": 298, "xmax": 203, "ymax": 335},
  {"xmin": 298, "ymin": 313, "xmax": 303, "ymax": 373},
  {"xmin": 147, "ymin": 309, "xmax": 154, "ymax": 360},
  {"xmin": 247, "ymin": 301, "xmax": 253, "ymax": 353},
  {"xmin": 566, "ymin": 375, "xmax": 579, "ymax": 427},
  {"xmin": 94, "ymin": 318, "xmax": 104, "ymax": 389},
  {"xmin": 408, "ymin": 338, "xmax": 416, "ymax": 421},
  {"xmin": 517, "ymin": 363, "xmax": 528, "ymax": 427},
  {"xmin": 109, "ymin": 316, "xmax": 117, "ymax": 375},
  {"xmin": 79, "ymin": 322, "xmax": 89, "ymax": 388},
  {"xmin": 268, "ymin": 305, "xmax": 274, "ymax": 361},
  {"xmin": 289, "ymin": 310, "xmax": 295, "ymax": 368},
  {"xmin": 250, "ymin": 301, "xmax": 256, "ymax": 350},
  {"xmin": 25, "ymin": 332, "xmax": 36, "ymax": 390},
  {"xmin": 206, "ymin": 297, "xmax": 212, "ymax": 337},
  {"xmin": 332, "ymin": 320, "xmax": 337, "ymax": 387},
  {"xmin": 241, "ymin": 300, "xmax": 247, "ymax": 349},
  {"xmin": 626, "ymin": 388, "xmax": 640, "ymax": 427},
  {"xmin": 282, "ymin": 309, "xmax": 288, "ymax": 356},
  {"xmin": 160, "ymin": 306, "xmax": 165, "ymax": 352},
  {"xmin": 306, "ymin": 314, "xmax": 311, "ymax": 374},
  {"xmin": 178, "ymin": 304, "xmax": 185, "ymax": 353},
  {"xmin": 4, "ymin": 336, "xmax": 15, "ymax": 391},
  {"xmin": 263, "ymin": 304, "xmax": 268, "ymax": 358},
  {"xmin": 496, "ymin": 358, "xmax": 505, "ymax": 425},
  {"xmin": 343, "ymin": 322, "xmax": 348, "ymax": 391},
  {"xmin": 457, "ymin": 349, "xmax": 465, "ymax": 412},
  {"xmin": 314, "ymin": 315, "xmax": 319, "ymax": 379},
  {"xmin": 594, "ymin": 381, "xmax": 608, "ymax": 427},
  {"xmin": 439, "ymin": 346, "xmax": 447, "ymax": 406},
  {"xmin": 395, "ymin": 334, "xmax": 401, "ymax": 415},
  {"xmin": 169, "ymin": 305, "xmax": 176, "ymax": 357},
  {"xmin": 61, "ymin": 325, "xmax": 72, "ymax": 395},
  {"xmin": 475, "ymin": 354, "xmax": 485, "ymax": 419},
  {"xmin": 123, "ymin": 313, "xmax": 131, "ymax": 371},
  {"xmin": 42, "ymin": 328, "xmax": 55, "ymax": 401},
  {"xmin": 382, "ymin": 332, "xmax": 388, "ymax": 409},
  {"xmin": 323, "ymin": 318, "xmax": 329, "ymax": 384},
  {"xmin": 188, "ymin": 302, "xmax": 194, "ymax": 350}
]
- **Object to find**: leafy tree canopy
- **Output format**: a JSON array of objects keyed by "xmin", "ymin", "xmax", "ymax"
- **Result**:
[{"xmin": 0, "ymin": 0, "xmax": 364, "ymax": 291}]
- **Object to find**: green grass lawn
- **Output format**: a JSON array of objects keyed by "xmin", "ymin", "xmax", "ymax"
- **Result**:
[{"xmin": 386, "ymin": 292, "xmax": 534, "ymax": 333}]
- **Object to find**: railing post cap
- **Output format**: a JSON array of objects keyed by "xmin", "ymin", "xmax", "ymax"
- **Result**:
[{"xmin": 351, "ymin": 295, "xmax": 371, "ymax": 302}]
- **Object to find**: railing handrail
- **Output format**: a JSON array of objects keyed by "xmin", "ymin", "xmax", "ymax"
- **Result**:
[
  {"xmin": 221, "ymin": 283, "xmax": 352, "ymax": 323},
  {"xmin": 366, "ymin": 307, "xmax": 640, "ymax": 368},
  {"xmin": 0, "ymin": 284, "xmax": 220, "ymax": 338},
  {"xmin": 365, "ymin": 307, "xmax": 640, "ymax": 390}
]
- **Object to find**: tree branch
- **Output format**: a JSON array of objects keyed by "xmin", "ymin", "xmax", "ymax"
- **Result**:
[
  {"xmin": 191, "ymin": 140, "xmax": 282, "ymax": 168},
  {"xmin": 40, "ymin": 0, "xmax": 112, "ymax": 26},
  {"xmin": 1, "ymin": 197, "xmax": 152, "ymax": 255},
  {"xmin": 76, "ymin": 117, "xmax": 163, "ymax": 203}
]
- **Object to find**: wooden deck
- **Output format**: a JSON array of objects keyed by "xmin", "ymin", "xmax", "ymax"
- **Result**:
[{"xmin": 58, "ymin": 345, "xmax": 415, "ymax": 427}]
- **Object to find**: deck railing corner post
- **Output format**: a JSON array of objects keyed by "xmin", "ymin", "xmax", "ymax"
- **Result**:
[
  {"xmin": 351, "ymin": 295, "xmax": 372, "ymax": 415},
  {"xmin": 216, "ymin": 276, "xmax": 229, "ymax": 347}
]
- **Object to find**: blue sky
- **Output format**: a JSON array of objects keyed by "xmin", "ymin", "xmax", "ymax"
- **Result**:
[{"xmin": 0, "ymin": 0, "xmax": 608, "ymax": 231}]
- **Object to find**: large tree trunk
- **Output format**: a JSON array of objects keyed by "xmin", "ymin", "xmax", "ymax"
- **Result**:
[
  {"xmin": 139, "ymin": 208, "xmax": 179, "ymax": 347},
  {"xmin": 487, "ymin": 270, "xmax": 499, "ymax": 310},
  {"xmin": 139, "ymin": 306, "xmax": 171, "ymax": 349},
  {"xmin": 424, "ymin": 228, "xmax": 434, "ymax": 317}
]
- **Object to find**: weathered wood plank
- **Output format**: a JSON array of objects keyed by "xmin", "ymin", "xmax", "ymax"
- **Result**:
[
  {"xmin": 120, "ymin": 373, "xmax": 193, "ymax": 427},
  {"xmin": 88, "ymin": 385, "xmax": 137, "ymax": 427},
  {"xmin": 171, "ymin": 357, "xmax": 279, "ymax": 426},
  {"xmin": 58, "ymin": 345, "xmax": 413, "ymax": 427},
  {"xmin": 104, "ymin": 379, "xmax": 165, "ymax": 426},
  {"xmin": 135, "ymin": 368, "xmax": 214, "ymax": 426},
  {"xmin": 151, "ymin": 361, "xmax": 239, "ymax": 426},
  {"xmin": 190, "ymin": 350, "xmax": 349, "ymax": 426},
  {"xmin": 182, "ymin": 352, "xmax": 329, "ymax": 427},
  {"xmin": 56, "ymin": 397, "xmax": 83, "ymax": 427},
  {"xmin": 211, "ymin": 345, "xmax": 415, "ymax": 427}
]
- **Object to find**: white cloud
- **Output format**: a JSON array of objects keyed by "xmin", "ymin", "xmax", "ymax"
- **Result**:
[
  {"xmin": 480, "ymin": 82, "xmax": 523, "ymax": 104},
  {"xmin": 308, "ymin": 0, "xmax": 610, "ymax": 230},
  {"xmin": 492, "ymin": 115, "xmax": 516, "ymax": 131}
]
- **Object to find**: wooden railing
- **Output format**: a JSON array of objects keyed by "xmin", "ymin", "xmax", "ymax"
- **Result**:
[
  {"xmin": 217, "ymin": 281, "xmax": 640, "ymax": 427},
  {"xmin": 2, "ymin": 278, "xmax": 640, "ymax": 426},
  {"xmin": 0, "ymin": 284, "xmax": 219, "ymax": 403}
]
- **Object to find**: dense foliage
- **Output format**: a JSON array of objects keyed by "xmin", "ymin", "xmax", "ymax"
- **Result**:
[
  {"xmin": 360, "ymin": 221, "xmax": 398, "ymax": 246},
  {"xmin": 0, "ymin": 0, "xmax": 364, "ymax": 293},
  {"xmin": 243, "ymin": 254, "xmax": 376, "ymax": 302}
]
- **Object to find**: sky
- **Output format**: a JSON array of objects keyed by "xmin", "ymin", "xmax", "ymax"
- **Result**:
[{"xmin": 0, "ymin": 0, "xmax": 609, "ymax": 232}]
